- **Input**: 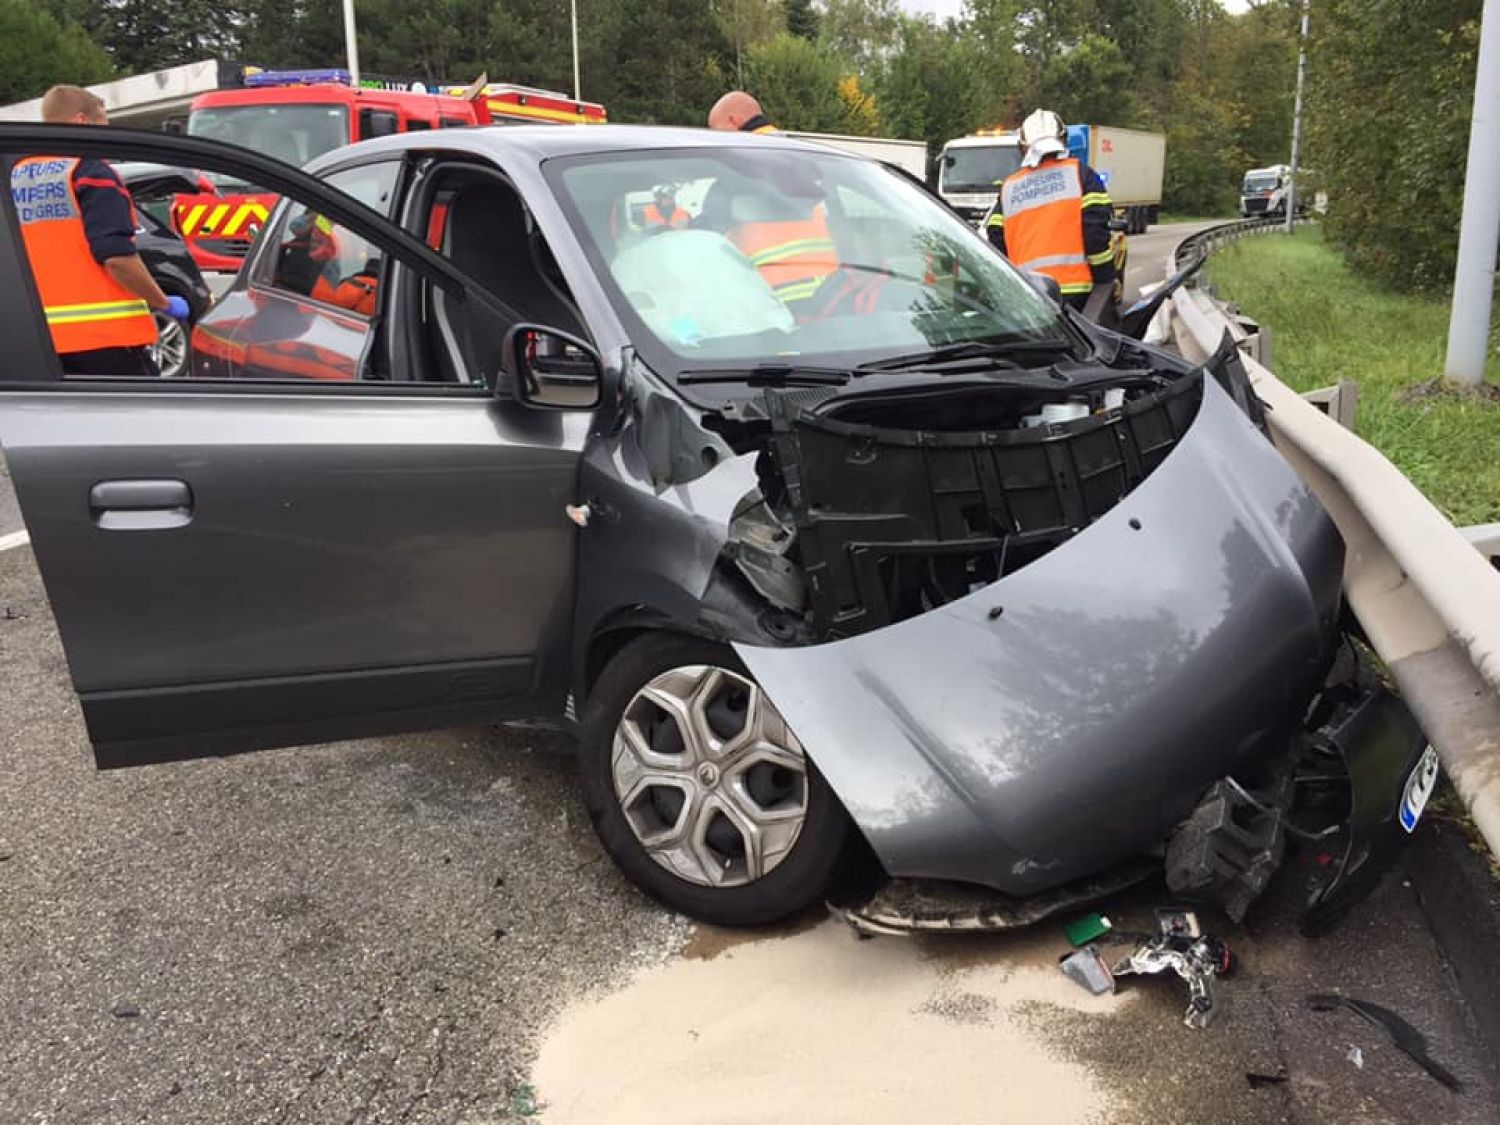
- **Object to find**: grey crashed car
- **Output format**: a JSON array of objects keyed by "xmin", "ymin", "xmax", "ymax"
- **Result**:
[{"xmin": 0, "ymin": 124, "xmax": 1434, "ymax": 931}]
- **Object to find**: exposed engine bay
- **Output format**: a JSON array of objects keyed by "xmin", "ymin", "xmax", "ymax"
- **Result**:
[{"xmin": 709, "ymin": 340, "xmax": 1218, "ymax": 641}]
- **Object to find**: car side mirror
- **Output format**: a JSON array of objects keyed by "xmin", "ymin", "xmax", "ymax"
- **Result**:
[
  {"xmin": 502, "ymin": 324, "xmax": 603, "ymax": 410},
  {"xmin": 1021, "ymin": 269, "xmax": 1062, "ymax": 305},
  {"xmin": 1108, "ymin": 216, "xmax": 1129, "ymax": 233}
]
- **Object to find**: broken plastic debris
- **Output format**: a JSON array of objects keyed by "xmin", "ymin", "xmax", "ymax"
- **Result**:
[
  {"xmin": 1155, "ymin": 907, "xmax": 1202, "ymax": 939},
  {"xmin": 1246, "ymin": 1070, "xmax": 1288, "ymax": 1089},
  {"xmin": 1307, "ymin": 993, "xmax": 1463, "ymax": 1092},
  {"xmin": 1347, "ymin": 1045, "xmax": 1364, "ymax": 1070},
  {"xmin": 1059, "ymin": 944, "xmax": 1115, "ymax": 996},
  {"xmin": 1064, "ymin": 912, "xmax": 1113, "ymax": 946},
  {"xmin": 1113, "ymin": 933, "xmax": 1233, "ymax": 1029}
]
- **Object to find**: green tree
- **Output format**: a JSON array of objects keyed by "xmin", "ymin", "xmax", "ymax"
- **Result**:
[
  {"xmin": 1307, "ymin": 0, "xmax": 1481, "ymax": 290},
  {"xmin": 785, "ymin": 0, "xmax": 820, "ymax": 40},
  {"xmin": 710, "ymin": 0, "xmax": 786, "ymax": 86},
  {"xmin": 745, "ymin": 32, "xmax": 847, "ymax": 131},
  {"xmin": 820, "ymin": 0, "xmax": 902, "ymax": 69},
  {"xmin": 876, "ymin": 16, "xmax": 998, "ymax": 171},
  {"xmin": 1160, "ymin": 85, "xmax": 1245, "ymax": 213},
  {"xmin": 233, "ymin": 1, "xmax": 346, "ymax": 70},
  {"xmin": 1036, "ymin": 30, "xmax": 1132, "ymax": 123},
  {"xmin": 0, "ymin": 0, "xmax": 113, "ymax": 104},
  {"xmin": 608, "ymin": 0, "xmax": 731, "ymax": 123},
  {"xmin": 66, "ymin": 0, "xmax": 233, "ymax": 74}
]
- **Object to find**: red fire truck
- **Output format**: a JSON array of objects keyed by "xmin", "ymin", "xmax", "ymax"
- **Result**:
[{"xmin": 174, "ymin": 68, "xmax": 607, "ymax": 271}]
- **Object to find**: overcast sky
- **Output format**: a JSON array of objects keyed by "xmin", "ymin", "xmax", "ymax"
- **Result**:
[{"xmin": 897, "ymin": 0, "xmax": 1252, "ymax": 18}]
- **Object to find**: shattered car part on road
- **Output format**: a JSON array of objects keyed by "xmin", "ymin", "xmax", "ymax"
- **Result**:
[
  {"xmin": 1114, "ymin": 931, "xmax": 1234, "ymax": 1030},
  {"xmin": 1308, "ymin": 993, "xmax": 1464, "ymax": 1092},
  {"xmin": 0, "ymin": 124, "xmax": 1436, "ymax": 929}
]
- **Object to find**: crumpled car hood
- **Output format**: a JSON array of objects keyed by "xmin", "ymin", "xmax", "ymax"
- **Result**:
[{"xmin": 736, "ymin": 378, "xmax": 1344, "ymax": 895}]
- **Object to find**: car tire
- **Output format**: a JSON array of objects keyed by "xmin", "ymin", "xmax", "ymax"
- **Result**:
[
  {"xmin": 577, "ymin": 633, "xmax": 853, "ymax": 926},
  {"xmin": 150, "ymin": 297, "xmax": 191, "ymax": 379}
]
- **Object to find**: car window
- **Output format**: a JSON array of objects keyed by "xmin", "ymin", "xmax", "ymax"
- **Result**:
[
  {"xmin": 2, "ymin": 138, "xmax": 506, "ymax": 388},
  {"xmin": 549, "ymin": 147, "xmax": 1071, "ymax": 377},
  {"xmin": 411, "ymin": 166, "xmax": 588, "ymax": 386},
  {"xmin": 256, "ymin": 161, "xmax": 399, "ymax": 319}
]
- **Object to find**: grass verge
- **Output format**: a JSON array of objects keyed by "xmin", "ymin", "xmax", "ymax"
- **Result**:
[{"xmin": 1206, "ymin": 226, "xmax": 1500, "ymax": 526}]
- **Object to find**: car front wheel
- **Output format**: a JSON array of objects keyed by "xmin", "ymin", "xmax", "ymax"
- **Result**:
[
  {"xmin": 578, "ymin": 634, "xmax": 852, "ymax": 926},
  {"xmin": 151, "ymin": 307, "xmax": 190, "ymax": 378}
]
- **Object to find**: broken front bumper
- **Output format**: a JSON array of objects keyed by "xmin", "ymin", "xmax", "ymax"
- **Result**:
[
  {"xmin": 737, "ymin": 377, "xmax": 1346, "ymax": 897},
  {"xmin": 1165, "ymin": 663, "xmax": 1432, "ymax": 932}
]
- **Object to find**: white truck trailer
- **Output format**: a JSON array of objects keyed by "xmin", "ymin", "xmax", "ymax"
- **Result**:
[
  {"xmin": 784, "ymin": 131, "xmax": 929, "ymax": 181},
  {"xmin": 938, "ymin": 124, "xmax": 1165, "ymax": 233}
]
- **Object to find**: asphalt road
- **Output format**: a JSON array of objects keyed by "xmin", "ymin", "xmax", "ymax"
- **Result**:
[
  {"xmin": 0, "ymin": 453, "xmax": 21, "ymax": 543},
  {"xmin": 1120, "ymin": 220, "xmax": 1221, "ymax": 306}
]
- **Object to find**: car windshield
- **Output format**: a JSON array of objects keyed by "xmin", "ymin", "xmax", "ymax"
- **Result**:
[
  {"xmin": 1243, "ymin": 173, "xmax": 1280, "ymax": 193},
  {"xmin": 939, "ymin": 144, "xmax": 1022, "ymax": 194},
  {"xmin": 187, "ymin": 104, "xmax": 349, "ymax": 188},
  {"xmin": 550, "ymin": 146, "xmax": 1074, "ymax": 377}
]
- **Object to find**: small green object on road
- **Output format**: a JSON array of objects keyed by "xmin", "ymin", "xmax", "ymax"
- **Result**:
[{"xmin": 1064, "ymin": 912, "xmax": 1113, "ymax": 946}]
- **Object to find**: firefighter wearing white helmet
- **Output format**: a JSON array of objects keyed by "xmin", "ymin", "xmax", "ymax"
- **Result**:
[{"xmin": 986, "ymin": 109, "xmax": 1115, "ymax": 312}]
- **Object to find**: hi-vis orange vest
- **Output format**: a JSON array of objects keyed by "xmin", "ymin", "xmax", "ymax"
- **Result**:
[
  {"xmin": 11, "ymin": 157, "xmax": 157, "ymax": 353},
  {"xmin": 998, "ymin": 157, "xmax": 1094, "ymax": 296},
  {"xmin": 643, "ymin": 203, "xmax": 689, "ymax": 229},
  {"xmin": 730, "ymin": 205, "xmax": 838, "ymax": 304}
]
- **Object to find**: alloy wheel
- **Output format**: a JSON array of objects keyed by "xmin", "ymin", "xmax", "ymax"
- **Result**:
[
  {"xmin": 611, "ymin": 664, "xmax": 809, "ymax": 888},
  {"xmin": 151, "ymin": 311, "xmax": 189, "ymax": 378}
]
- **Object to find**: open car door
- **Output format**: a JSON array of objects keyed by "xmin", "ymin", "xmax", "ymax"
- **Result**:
[{"xmin": 0, "ymin": 125, "xmax": 590, "ymax": 766}]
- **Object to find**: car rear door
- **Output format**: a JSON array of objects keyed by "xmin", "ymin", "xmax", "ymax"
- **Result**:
[{"xmin": 0, "ymin": 125, "xmax": 590, "ymax": 767}]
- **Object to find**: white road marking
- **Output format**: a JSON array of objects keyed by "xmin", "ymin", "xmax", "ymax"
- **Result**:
[{"xmin": 0, "ymin": 529, "xmax": 31, "ymax": 552}]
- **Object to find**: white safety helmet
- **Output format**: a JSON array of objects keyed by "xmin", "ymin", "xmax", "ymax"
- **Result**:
[{"xmin": 1019, "ymin": 108, "xmax": 1068, "ymax": 167}]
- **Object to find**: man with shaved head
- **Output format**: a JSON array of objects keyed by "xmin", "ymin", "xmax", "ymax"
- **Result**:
[{"xmin": 707, "ymin": 91, "xmax": 778, "ymax": 135}]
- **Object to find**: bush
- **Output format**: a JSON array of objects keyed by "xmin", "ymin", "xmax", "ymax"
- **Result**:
[{"xmin": 1308, "ymin": 0, "xmax": 1481, "ymax": 292}]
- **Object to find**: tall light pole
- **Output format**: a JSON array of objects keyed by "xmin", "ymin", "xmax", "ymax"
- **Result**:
[
  {"xmin": 571, "ymin": 0, "xmax": 581, "ymax": 100},
  {"xmin": 342, "ymin": 0, "xmax": 361, "ymax": 87},
  {"xmin": 1285, "ymin": 0, "xmax": 1310, "ymax": 235},
  {"xmin": 1445, "ymin": 0, "xmax": 1500, "ymax": 386}
]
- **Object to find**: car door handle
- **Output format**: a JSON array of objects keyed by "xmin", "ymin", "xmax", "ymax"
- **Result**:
[{"xmin": 89, "ymin": 479, "xmax": 193, "ymax": 530}]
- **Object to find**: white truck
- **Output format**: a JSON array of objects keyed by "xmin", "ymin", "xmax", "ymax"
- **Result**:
[
  {"xmin": 784, "ymin": 131, "xmax": 929, "ymax": 181},
  {"xmin": 1240, "ymin": 164, "xmax": 1311, "ymax": 219},
  {"xmin": 938, "ymin": 124, "xmax": 1166, "ymax": 234}
]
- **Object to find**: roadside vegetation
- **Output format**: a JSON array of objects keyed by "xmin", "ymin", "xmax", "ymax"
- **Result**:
[{"xmin": 1206, "ymin": 227, "xmax": 1500, "ymax": 527}]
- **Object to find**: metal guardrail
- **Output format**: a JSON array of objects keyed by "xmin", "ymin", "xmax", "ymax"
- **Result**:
[{"xmin": 1164, "ymin": 222, "xmax": 1500, "ymax": 862}]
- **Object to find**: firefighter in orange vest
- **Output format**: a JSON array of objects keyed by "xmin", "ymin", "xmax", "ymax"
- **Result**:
[
  {"xmin": 985, "ymin": 109, "xmax": 1115, "ymax": 313},
  {"xmin": 14, "ymin": 86, "xmax": 189, "ymax": 377},
  {"xmin": 705, "ymin": 91, "xmax": 836, "ymax": 307},
  {"xmin": 642, "ymin": 185, "xmax": 689, "ymax": 229},
  {"xmin": 278, "ymin": 210, "xmax": 380, "ymax": 318}
]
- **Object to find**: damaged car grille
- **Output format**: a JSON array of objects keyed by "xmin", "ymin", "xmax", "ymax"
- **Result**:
[{"xmin": 765, "ymin": 371, "xmax": 1204, "ymax": 639}]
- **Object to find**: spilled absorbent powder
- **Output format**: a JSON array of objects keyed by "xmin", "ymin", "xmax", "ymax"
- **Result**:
[{"xmin": 532, "ymin": 918, "xmax": 1131, "ymax": 1124}]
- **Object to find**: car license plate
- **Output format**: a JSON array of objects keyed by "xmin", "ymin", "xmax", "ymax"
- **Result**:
[{"xmin": 1399, "ymin": 746, "xmax": 1440, "ymax": 833}]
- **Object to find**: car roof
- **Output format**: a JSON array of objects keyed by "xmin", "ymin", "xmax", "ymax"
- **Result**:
[{"xmin": 306, "ymin": 123, "xmax": 858, "ymax": 173}]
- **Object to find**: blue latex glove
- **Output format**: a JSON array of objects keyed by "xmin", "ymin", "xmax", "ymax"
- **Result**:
[{"xmin": 162, "ymin": 295, "xmax": 192, "ymax": 322}]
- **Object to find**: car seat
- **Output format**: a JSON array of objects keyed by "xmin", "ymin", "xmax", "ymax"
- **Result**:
[{"xmin": 436, "ymin": 181, "xmax": 586, "ymax": 383}]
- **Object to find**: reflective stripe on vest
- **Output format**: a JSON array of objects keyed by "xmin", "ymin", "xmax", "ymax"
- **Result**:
[
  {"xmin": 730, "ymin": 207, "xmax": 837, "ymax": 303},
  {"xmin": 998, "ymin": 158, "xmax": 1094, "ymax": 294},
  {"xmin": 11, "ymin": 157, "xmax": 157, "ymax": 354}
]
